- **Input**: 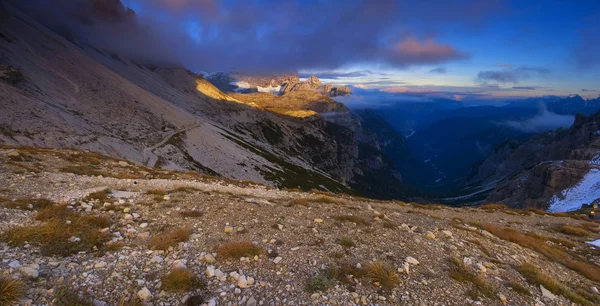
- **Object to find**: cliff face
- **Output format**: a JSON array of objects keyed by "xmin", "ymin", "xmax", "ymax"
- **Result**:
[{"xmin": 467, "ymin": 113, "xmax": 600, "ymax": 210}]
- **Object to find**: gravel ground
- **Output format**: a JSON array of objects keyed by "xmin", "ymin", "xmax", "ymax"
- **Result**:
[{"xmin": 1, "ymin": 146, "xmax": 599, "ymax": 306}]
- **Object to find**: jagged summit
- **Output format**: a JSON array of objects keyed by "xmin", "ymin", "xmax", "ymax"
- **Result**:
[{"xmin": 279, "ymin": 75, "xmax": 352, "ymax": 97}]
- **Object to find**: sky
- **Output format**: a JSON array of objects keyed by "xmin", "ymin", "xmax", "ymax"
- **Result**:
[{"xmin": 18, "ymin": 0, "xmax": 600, "ymax": 101}]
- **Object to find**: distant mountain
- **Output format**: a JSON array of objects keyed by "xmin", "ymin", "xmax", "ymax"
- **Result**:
[
  {"xmin": 0, "ymin": 4, "xmax": 408, "ymax": 199},
  {"xmin": 279, "ymin": 75, "xmax": 352, "ymax": 97},
  {"xmin": 465, "ymin": 112, "xmax": 600, "ymax": 211}
]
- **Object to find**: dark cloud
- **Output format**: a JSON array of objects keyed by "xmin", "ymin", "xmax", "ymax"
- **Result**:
[
  {"xmin": 582, "ymin": 89, "xmax": 596, "ymax": 92},
  {"xmin": 476, "ymin": 66, "xmax": 549, "ymax": 84},
  {"xmin": 429, "ymin": 67, "xmax": 447, "ymax": 74},
  {"xmin": 11, "ymin": 0, "xmax": 507, "ymax": 73},
  {"xmin": 512, "ymin": 86, "xmax": 537, "ymax": 90}
]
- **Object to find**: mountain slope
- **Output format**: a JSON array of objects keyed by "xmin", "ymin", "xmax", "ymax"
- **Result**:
[
  {"xmin": 467, "ymin": 112, "xmax": 600, "ymax": 210},
  {"xmin": 0, "ymin": 3, "xmax": 407, "ymax": 198}
]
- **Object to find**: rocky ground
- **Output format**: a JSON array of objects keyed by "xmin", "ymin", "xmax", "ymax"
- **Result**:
[{"xmin": 1, "ymin": 145, "xmax": 599, "ymax": 306}]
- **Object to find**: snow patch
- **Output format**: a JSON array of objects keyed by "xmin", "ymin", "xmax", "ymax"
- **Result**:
[
  {"xmin": 547, "ymin": 168, "xmax": 600, "ymax": 212},
  {"xmin": 586, "ymin": 239, "xmax": 600, "ymax": 248},
  {"xmin": 231, "ymin": 81, "xmax": 281, "ymax": 94},
  {"xmin": 591, "ymin": 153, "xmax": 600, "ymax": 165}
]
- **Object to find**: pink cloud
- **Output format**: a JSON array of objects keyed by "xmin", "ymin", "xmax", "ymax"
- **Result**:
[{"xmin": 391, "ymin": 37, "xmax": 467, "ymax": 64}]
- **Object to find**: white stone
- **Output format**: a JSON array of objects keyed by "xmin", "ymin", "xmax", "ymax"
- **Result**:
[
  {"xmin": 20, "ymin": 267, "xmax": 39, "ymax": 278},
  {"xmin": 475, "ymin": 263, "xmax": 486, "ymax": 273},
  {"xmin": 247, "ymin": 276, "xmax": 255, "ymax": 286},
  {"xmin": 273, "ymin": 256, "xmax": 283, "ymax": 264},
  {"xmin": 405, "ymin": 257, "xmax": 419, "ymax": 265},
  {"xmin": 208, "ymin": 299, "xmax": 216, "ymax": 306},
  {"xmin": 246, "ymin": 297, "xmax": 257, "ymax": 306},
  {"xmin": 591, "ymin": 286, "xmax": 599, "ymax": 294},
  {"xmin": 235, "ymin": 288, "xmax": 242, "ymax": 295},
  {"xmin": 204, "ymin": 253, "xmax": 216, "ymax": 264},
  {"xmin": 8, "ymin": 260, "xmax": 21, "ymax": 268},
  {"xmin": 137, "ymin": 287, "xmax": 152, "ymax": 301},
  {"xmin": 402, "ymin": 262, "xmax": 410, "ymax": 274},
  {"xmin": 442, "ymin": 230, "xmax": 453, "ymax": 238},
  {"xmin": 206, "ymin": 266, "xmax": 215, "ymax": 278},
  {"xmin": 94, "ymin": 261, "xmax": 107, "ymax": 268},
  {"xmin": 238, "ymin": 275, "xmax": 248, "ymax": 288},
  {"xmin": 140, "ymin": 223, "xmax": 148, "ymax": 228},
  {"xmin": 540, "ymin": 285, "xmax": 557, "ymax": 301},
  {"xmin": 463, "ymin": 257, "xmax": 473, "ymax": 266}
]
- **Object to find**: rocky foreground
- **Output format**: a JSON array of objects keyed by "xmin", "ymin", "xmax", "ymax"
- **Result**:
[{"xmin": 0, "ymin": 146, "xmax": 599, "ymax": 306}]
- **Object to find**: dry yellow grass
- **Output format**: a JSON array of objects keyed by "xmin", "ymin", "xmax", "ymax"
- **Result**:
[
  {"xmin": 1, "ymin": 198, "xmax": 54, "ymax": 210},
  {"xmin": 363, "ymin": 262, "xmax": 399, "ymax": 291},
  {"xmin": 217, "ymin": 241, "xmax": 263, "ymax": 259},
  {"xmin": 2, "ymin": 210, "xmax": 111, "ymax": 256},
  {"xmin": 479, "ymin": 203, "xmax": 508, "ymax": 210},
  {"xmin": 333, "ymin": 215, "xmax": 371, "ymax": 225},
  {"xmin": 552, "ymin": 224, "xmax": 589, "ymax": 237},
  {"xmin": 146, "ymin": 189, "xmax": 166, "ymax": 196},
  {"xmin": 517, "ymin": 264, "xmax": 592, "ymax": 305},
  {"xmin": 474, "ymin": 223, "xmax": 600, "ymax": 282},
  {"xmin": 179, "ymin": 209, "xmax": 204, "ymax": 218},
  {"xmin": 448, "ymin": 258, "xmax": 496, "ymax": 298},
  {"xmin": 0, "ymin": 277, "xmax": 24, "ymax": 306},
  {"xmin": 505, "ymin": 281, "xmax": 531, "ymax": 296},
  {"xmin": 288, "ymin": 198, "xmax": 309, "ymax": 207},
  {"xmin": 311, "ymin": 196, "xmax": 345, "ymax": 204},
  {"xmin": 161, "ymin": 268, "xmax": 205, "ymax": 292},
  {"xmin": 148, "ymin": 227, "xmax": 192, "ymax": 250}
]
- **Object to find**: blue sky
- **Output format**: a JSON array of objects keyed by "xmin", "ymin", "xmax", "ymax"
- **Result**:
[{"xmin": 121, "ymin": 0, "xmax": 599, "ymax": 100}]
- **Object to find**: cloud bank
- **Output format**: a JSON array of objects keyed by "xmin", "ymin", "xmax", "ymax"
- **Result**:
[
  {"xmin": 10, "ymin": 0, "xmax": 505, "ymax": 73},
  {"xmin": 502, "ymin": 107, "xmax": 574, "ymax": 133},
  {"xmin": 477, "ymin": 66, "xmax": 549, "ymax": 85}
]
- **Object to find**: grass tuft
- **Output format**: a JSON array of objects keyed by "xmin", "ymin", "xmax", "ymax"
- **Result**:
[
  {"xmin": 162, "ymin": 268, "xmax": 205, "ymax": 292},
  {"xmin": 363, "ymin": 262, "xmax": 399, "ymax": 291},
  {"xmin": 1, "ymin": 198, "xmax": 54, "ymax": 210},
  {"xmin": 180, "ymin": 209, "xmax": 204, "ymax": 218},
  {"xmin": 288, "ymin": 198, "xmax": 309, "ymax": 207},
  {"xmin": 516, "ymin": 263, "xmax": 592, "ymax": 305},
  {"xmin": 146, "ymin": 189, "xmax": 166, "ymax": 196},
  {"xmin": 305, "ymin": 273, "xmax": 333, "ymax": 293},
  {"xmin": 311, "ymin": 196, "xmax": 345, "ymax": 204},
  {"xmin": 53, "ymin": 287, "xmax": 94, "ymax": 306},
  {"xmin": 552, "ymin": 224, "xmax": 589, "ymax": 237},
  {"xmin": 217, "ymin": 241, "xmax": 263, "ymax": 259},
  {"xmin": 333, "ymin": 215, "xmax": 371, "ymax": 226},
  {"xmin": 472, "ymin": 223, "xmax": 600, "ymax": 282},
  {"xmin": 338, "ymin": 237, "xmax": 356, "ymax": 248},
  {"xmin": 448, "ymin": 258, "xmax": 496, "ymax": 299},
  {"xmin": 148, "ymin": 227, "xmax": 192, "ymax": 250},
  {"xmin": 0, "ymin": 277, "xmax": 25, "ymax": 306},
  {"xmin": 505, "ymin": 281, "xmax": 531, "ymax": 296}
]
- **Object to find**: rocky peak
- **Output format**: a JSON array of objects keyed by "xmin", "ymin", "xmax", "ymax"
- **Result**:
[
  {"xmin": 279, "ymin": 75, "xmax": 352, "ymax": 97},
  {"xmin": 304, "ymin": 75, "xmax": 322, "ymax": 88}
]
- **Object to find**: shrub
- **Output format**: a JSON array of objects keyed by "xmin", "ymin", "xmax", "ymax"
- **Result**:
[
  {"xmin": 338, "ymin": 237, "xmax": 356, "ymax": 248},
  {"xmin": 53, "ymin": 287, "xmax": 94, "ymax": 306},
  {"xmin": 217, "ymin": 241, "xmax": 262, "ymax": 259},
  {"xmin": 363, "ymin": 262, "xmax": 399, "ymax": 291},
  {"xmin": 83, "ymin": 189, "xmax": 111, "ymax": 203},
  {"xmin": 305, "ymin": 273, "xmax": 333, "ymax": 293},
  {"xmin": 0, "ymin": 277, "xmax": 24, "ymax": 306},
  {"xmin": 333, "ymin": 215, "xmax": 371, "ymax": 226},
  {"xmin": 162, "ymin": 268, "xmax": 205, "ymax": 292},
  {"xmin": 148, "ymin": 227, "xmax": 192, "ymax": 250}
]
